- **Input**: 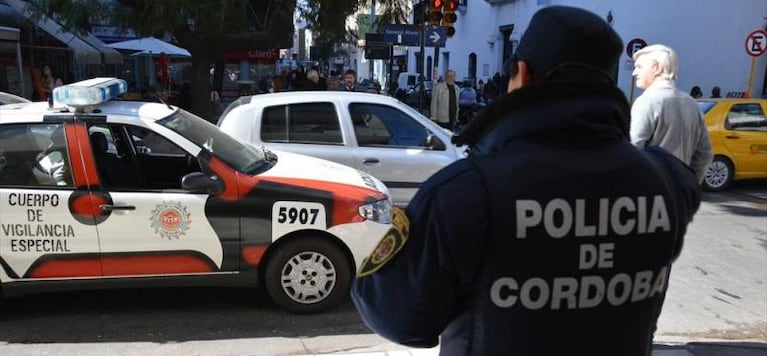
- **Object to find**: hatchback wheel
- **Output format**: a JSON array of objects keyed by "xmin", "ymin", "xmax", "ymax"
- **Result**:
[
  {"xmin": 703, "ymin": 156, "xmax": 733, "ymax": 191},
  {"xmin": 264, "ymin": 237, "xmax": 351, "ymax": 314}
]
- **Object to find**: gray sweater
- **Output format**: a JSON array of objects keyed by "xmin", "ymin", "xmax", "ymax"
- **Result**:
[{"xmin": 630, "ymin": 79, "xmax": 713, "ymax": 182}]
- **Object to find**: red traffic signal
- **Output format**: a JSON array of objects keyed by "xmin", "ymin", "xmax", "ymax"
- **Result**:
[
  {"xmin": 441, "ymin": 0, "xmax": 458, "ymax": 37},
  {"xmin": 429, "ymin": 0, "xmax": 443, "ymax": 26}
]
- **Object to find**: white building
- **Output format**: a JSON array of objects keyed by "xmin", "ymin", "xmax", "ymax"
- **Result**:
[{"xmin": 408, "ymin": 0, "xmax": 767, "ymax": 99}]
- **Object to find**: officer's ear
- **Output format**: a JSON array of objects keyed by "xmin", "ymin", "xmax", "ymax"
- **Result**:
[{"xmin": 507, "ymin": 60, "xmax": 532, "ymax": 93}]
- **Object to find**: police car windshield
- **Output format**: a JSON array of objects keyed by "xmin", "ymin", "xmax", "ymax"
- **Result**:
[{"xmin": 158, "ymin": 110, "xmax": 267, "ymax": 174}]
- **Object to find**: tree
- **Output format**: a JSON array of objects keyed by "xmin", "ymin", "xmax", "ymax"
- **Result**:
[{"xmin": 28, "ymin": 0, "xmax": 408, "ymax": 121}]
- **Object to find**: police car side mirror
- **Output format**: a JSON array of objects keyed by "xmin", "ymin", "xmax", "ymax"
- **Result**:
[{"xmin": 182, "ymin": 172, "xmax": 225, "ymax": 195}]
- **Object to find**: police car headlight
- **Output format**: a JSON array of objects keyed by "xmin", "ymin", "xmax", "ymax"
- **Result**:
[{"xmin": 358, "ymin": 199, "xmax": 393, "ymax": 224}]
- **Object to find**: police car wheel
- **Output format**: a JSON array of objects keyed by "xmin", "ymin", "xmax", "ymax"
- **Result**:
[
  {"xmin": 703, "ymin": 156, "xmax": 733, "ymax": 191},
  {"xmin": 264, "ymin": 237, "xmax": 351, "ymax": 314}
]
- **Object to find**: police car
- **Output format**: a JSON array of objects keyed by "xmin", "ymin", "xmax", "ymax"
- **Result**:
[{"xmin": 0, "ymin": 78, "xmax": 393, "ymax": 313}]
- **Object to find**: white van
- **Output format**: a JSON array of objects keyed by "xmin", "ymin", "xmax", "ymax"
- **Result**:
[{"xmin": 397, "ymin": 72, "xmax": 420, "ymax": 92}]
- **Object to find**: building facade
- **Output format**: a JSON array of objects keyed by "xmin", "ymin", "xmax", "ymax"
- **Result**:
[{"xmin": 408, "ymin": 0, "xmax": 767, "ymax": 99}]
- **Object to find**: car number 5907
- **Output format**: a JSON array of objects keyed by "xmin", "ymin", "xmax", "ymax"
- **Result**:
[
  {"xmin": 278, "ymin": 206, "xmax": 319, "ymax": 224},
  {"xmin": 272, "ymin": 201, "xmax": 327, "ymax": 229}
]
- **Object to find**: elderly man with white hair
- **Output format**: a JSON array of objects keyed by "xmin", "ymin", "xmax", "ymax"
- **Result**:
[{"xmin": 630, "ymin": 44, "xmax": 713, "ymax": 183}]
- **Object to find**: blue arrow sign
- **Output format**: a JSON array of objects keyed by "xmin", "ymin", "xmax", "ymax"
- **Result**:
[
  {"xmin": 384, "ymin": 24, "xmax": 446, "ymax": 47},
  {"xmin": 427, "ymin": 26, "xmax": 446, "ymax": 47}
]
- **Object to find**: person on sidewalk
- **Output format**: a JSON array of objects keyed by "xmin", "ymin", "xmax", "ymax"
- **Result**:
[
  {"xmin": 430, "ymin": 69, "xmax": 460, "ymax": 129},
  {"xmin": 351, "ymin": 6, "xmax": 702, "ymax": 356},
  {"xmin": 630, "ymin": 44, "xmax": 713, "ymax": 183}
]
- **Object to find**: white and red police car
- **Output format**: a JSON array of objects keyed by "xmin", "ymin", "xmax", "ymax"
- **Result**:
[{"xmin": 0, "ymin": 78, "xmax": 393, "ymax": 313}]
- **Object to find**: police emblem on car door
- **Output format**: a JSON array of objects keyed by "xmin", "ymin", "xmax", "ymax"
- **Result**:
[{"xmin": 83, "ymin": 122, "xmax": 225, "ymax": 276}]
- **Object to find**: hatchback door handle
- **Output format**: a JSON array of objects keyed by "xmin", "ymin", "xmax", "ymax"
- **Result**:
[
  {"xmin": 362, "ymin": 158, "xmax": 380, "ymax": 164},
  {"xmin": 100, "ymin": 204, "xmax": 136, "ymax": 211}
]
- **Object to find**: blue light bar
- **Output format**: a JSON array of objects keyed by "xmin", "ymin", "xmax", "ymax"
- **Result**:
[{"xmin": 52, "ymin": 78, "xmax": 128, "ymax": 108}]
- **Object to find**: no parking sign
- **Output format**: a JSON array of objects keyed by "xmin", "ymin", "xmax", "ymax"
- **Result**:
[
  {"xmin": 745, "ymin": 29, "xmax": 767, "ymax": 57},
  {"xmin": 745, "ymin": 29, "xmax": 767, "ymax": 97}
]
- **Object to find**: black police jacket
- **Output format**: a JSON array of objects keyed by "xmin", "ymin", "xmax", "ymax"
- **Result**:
[{"xmin": 351, "ymin": 80, "xmax": 702, "ymax": 356}]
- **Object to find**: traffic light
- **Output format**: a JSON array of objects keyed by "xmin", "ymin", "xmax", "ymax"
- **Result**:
[
  {"xmin": 428, "ymin": 0, "xmax": 443, "ymax": 26},
  {"xmin": 442, "ymin": 0, "xmax": 458, "ymax": 37}
]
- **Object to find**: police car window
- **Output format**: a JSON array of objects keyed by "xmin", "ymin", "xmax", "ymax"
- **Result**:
[
  {"xmin": 726, "ymin": 103, "xmax": 767, "ymax": 131},
  {"xmin": 261, "ymin": 103, "xmax": 343, "ymax": 144},
  {"xmin": 349, "ymin": 103, "xmax": 434, "ymax": 149},
  {"xmin": 158, "ymin": 110, "xmax": 266, "ymax": 175},
  {"xmin": 0, "ymin": 123, "xmax": 73, "ymax": 188},
  {"xmin": 125, "ymin": 126, "xmax": 186, "ymax": 155}
]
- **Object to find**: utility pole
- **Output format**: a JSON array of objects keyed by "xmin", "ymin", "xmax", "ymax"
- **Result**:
[
  {"xmin": 419, "ymin": 13, "xmax": 426, "ymax": 113},
  {"xmin": 370, "ymin": 0, "xmax": 376, "ymax": 81}
]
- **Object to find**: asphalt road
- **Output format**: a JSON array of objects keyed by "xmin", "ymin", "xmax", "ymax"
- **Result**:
[{"xmin": 0, "ymin": 180, "xmax": 764, "ymax": 353}]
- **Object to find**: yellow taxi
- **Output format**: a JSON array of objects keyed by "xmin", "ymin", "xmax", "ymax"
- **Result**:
[{"xmin": 697, "ymin": 98, "xmax": 767, "ymax": 190}]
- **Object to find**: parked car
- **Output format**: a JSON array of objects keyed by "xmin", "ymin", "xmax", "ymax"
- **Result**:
[
  {"xmin": 0, "ymin": 91, "xmax": 30, "ymax": 105},
  {"xmin": 218, "ymin": 91, "xmax": 467, "ymax": 206},
  {"xmin": 0, "ymin": 78, "xmax": 394, "ymax": 314},
  {"xmin": 697, "ymin": 98, "xmax": 767, "ymax": 190}
]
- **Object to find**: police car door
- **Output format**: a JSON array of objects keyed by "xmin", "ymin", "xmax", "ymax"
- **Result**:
[
  {"xmin": 83, "ymin": 121, "xmax": 227, "ymax": 277},
  {"xmin": 0, "ymin": 121, "xmax": 102, "ymax": 280}
]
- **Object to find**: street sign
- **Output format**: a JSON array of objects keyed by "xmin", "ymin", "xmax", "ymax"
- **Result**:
[
  {"xmin": 365, "ymin": 33, "xmax": 390, "ymax": 60},
  {"xmin": 383, "ymin": 24, "xmax": 446, "ymax": 47},
  {"xmin": 626, "ymin": 38, "xmax": 647, "ymax": 58},
  {"xmin": 426, "ymin": 26, "xmax": 446, "ymax": 47},
  {"xmin": 745, "ymin": 29, "xmax": 767, "ymax": 57}
]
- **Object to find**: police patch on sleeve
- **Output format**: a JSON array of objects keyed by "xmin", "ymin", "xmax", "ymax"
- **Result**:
[{"xmin": 357, "ymin": 207, "xmax": 409, "ymax": 277}]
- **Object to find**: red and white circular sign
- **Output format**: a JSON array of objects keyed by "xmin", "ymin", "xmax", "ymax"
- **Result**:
[{"xmin": 745, "ymin": 29, "xmax": 767, "ymax": 57}]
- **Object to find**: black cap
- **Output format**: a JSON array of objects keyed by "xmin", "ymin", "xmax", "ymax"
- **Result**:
[{"xmin": 504, "ymin": 6, "xmax": 623, "ymax": 80}]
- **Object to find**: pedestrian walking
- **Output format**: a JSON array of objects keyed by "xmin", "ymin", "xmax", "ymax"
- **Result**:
[
  {"xmin": 351, "ymin": 6, "xmax": 703, "ymax": 356},
  {"xmin": 430, "ymin": 69, "xmax": 460, "ymax": 129},
  {"xmin": 630, "ymin": 44, "xmax": 713, "ymax": 182}
]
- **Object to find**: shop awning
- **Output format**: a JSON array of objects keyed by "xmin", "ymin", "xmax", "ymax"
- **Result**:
[
  {"xmin": 1, "ymin": 0, "xmax": 107, "ymax": 65},
  {"xmin": 78, "ymin": 32, "xmax": 124, "ymax": 65}
]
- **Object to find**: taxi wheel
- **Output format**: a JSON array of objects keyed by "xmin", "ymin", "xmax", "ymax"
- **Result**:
[
  {"xmin": 264, "ymin": 237, "xmax": 351, "ymax": 314},
  {"xmin": 703, "ymin": 156, "xmax": 733, "ymax": 191}
]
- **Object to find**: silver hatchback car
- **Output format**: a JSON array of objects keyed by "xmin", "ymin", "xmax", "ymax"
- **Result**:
[{"xmin": 218, "ymin": 91, "xmax": 467, "ymax": 206}]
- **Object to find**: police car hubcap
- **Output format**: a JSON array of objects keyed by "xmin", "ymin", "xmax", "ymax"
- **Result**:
[
  {"xmin": 705, "ymin": 161, "xmax": 729, "ymax": 188},
  {"xmin": 281, "ymin": 251, "xmax": 336, "ymax": 304}
]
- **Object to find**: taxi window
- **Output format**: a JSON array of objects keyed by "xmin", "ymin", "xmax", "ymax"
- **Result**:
[
  {"xmin": 349, "ymin": 103, "xmax": 435, "ymax": 149},
  {"xmin": 261, "ymin": 103, "xmax": 343, "ymax": 144},
  {"xmin": 0, "ymin": 123, "xmax": 73, "ymax": 187},
  {"xmin": 726, "ymin": 103, "xmax": 767, "ymax": 131}
]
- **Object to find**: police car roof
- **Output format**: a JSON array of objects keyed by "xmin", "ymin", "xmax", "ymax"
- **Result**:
[{"xmin": 0, "ymin": 100, "xmax": 177, "ymax": 125}]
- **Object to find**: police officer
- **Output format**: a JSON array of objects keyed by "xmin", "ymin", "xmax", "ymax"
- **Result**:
[{"xmin": 351, "ymin": 6, "xmax": 701, "ymax": 356}]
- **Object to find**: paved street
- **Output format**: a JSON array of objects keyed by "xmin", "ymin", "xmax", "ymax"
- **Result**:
[{"xmin": 0, "ymin": 182, "xmax": 764, "ymax": 355}]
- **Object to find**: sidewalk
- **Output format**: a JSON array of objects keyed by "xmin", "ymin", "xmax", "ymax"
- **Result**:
[
  {"xmin": 295, "ymin": 335, "xmax": 767, "ymax": 356},
  {"xmin": 0, "ymin": 334, "xmax": 765, "ymax": 355}
]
